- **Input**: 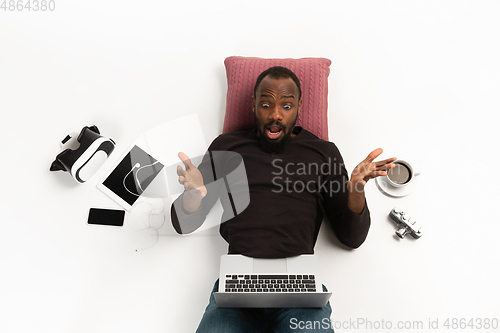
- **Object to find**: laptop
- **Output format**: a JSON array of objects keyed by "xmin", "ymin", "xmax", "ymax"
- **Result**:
[{"xmin": 213, "ymin": 254, "xmax": 332, "ymax": 308}]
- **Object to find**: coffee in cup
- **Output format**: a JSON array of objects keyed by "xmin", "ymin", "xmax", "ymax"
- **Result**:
[{"xmin": 386, "ymin": 160, "xmax": 419, "ymax": 187}]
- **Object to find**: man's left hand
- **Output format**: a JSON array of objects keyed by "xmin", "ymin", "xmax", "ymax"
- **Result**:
[{"xmin": 348, "ymin": 148, "xmax": 397, "ymax": 194}]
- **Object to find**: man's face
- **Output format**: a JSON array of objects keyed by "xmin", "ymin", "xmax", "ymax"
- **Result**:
[{"xmin": 252, "ymin": 76, "xmax": 302, "ymax": 153}]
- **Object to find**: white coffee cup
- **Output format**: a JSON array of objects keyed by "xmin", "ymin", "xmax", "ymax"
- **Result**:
[{"xmin": 386, "ymin": 159, "xmax": 420, "ymax": 187}]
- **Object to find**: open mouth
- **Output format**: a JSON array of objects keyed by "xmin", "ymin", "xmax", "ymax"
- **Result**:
[{"xmin": 266, "ymin": 126, "xmax": 282, "ymax": 140}]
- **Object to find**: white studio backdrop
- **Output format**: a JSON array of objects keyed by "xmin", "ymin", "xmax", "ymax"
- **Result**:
[{"xmin": 1, "ymin": 1, "xmax": 499, "ymax": 332}]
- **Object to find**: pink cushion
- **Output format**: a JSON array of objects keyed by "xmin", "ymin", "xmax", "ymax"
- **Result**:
[{"xmin": 223, "ymin": 56, "xmax": 331, "ymax": 141}]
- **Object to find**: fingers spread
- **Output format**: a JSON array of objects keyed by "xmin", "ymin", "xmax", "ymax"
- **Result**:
[
  {"xmin": 376, "ymin": 163, "xmax": 396, "ymax": 172},
  {"xmin": 177, "ymin": 165, "xmax": 186, "ymax": 176},
  {"xmin": 351, "ymin": 150, "xmax": 396, "ymax": 187},
  {"xmin": 364, "ymin": 148, "xmax": 383, "ymax": 163},
  {"xmin": 356, "ymin": 161, "xmax": 376, "ymax": 177},
  {"xmin": 358, "ymin": 162, "xmax": 389, "ymax": 179},
  {"xmin": 178, "ymin": 152, "xmax": 193, "ymax": 169},
  {"xmin": 375, "ymin": 157, "xmax": 397, "ymax": 168}
]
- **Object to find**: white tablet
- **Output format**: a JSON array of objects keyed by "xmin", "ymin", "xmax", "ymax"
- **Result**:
[{"xmin": 97, "ymin": 143, "xmax": 165, "ymax": 210}]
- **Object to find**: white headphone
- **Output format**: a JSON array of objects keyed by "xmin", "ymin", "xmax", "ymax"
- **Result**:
[
  {"xmin": 122, "ymin": 161, "xmax": 160, "ymax": 196},
  {"xmin": 127, "ymin": 201, "xmax": 166, "ymax": 252}
]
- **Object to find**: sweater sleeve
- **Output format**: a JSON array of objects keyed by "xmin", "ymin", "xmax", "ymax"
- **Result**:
[{"xmin": 322, "ymin": 146, "xmax": 371, "ymax": 248}]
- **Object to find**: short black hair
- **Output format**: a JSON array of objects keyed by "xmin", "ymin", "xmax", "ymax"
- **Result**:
[{"xmin": 253, "ymin": 66, "xmax": 302, "ymax": 101}]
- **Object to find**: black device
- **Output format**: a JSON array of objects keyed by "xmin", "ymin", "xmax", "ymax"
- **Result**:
[
  {"xmin": 100, "ymin": 145, "xmax": 164, "ymax": 208},
  {"xmin": 88, "ymin": 208, "xmax": 125, "ymax": 227}
]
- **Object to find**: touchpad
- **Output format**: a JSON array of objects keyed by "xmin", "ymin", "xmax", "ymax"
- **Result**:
[{"xmin": 253, "ymin": 258, "xmax": 287, "ymax": 273}]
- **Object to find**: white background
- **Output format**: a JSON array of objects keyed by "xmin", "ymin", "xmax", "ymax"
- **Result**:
[{"xmin": 1, "ymin": 1, "xmax": 499, "ymax": 332}]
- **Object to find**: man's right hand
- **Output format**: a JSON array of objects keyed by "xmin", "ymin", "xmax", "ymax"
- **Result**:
[{"xmin": 177, "ymin": 152, "xmax": 207, "ymax": 212}]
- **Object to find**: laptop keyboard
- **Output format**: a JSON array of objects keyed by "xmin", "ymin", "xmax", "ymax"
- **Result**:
[{"xmin": 224, "ymin": 274, "xmax": 317, "ymax": 292}]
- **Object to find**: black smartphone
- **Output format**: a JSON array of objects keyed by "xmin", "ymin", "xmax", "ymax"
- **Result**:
[{"xmin": 88, "ymin": 208, "xmax": 125, "ymax": 227}]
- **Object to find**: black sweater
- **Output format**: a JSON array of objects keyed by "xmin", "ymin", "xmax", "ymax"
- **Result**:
[{"xmin": 171, "ymin": 127, "xmax": 370, "ymax": 258}]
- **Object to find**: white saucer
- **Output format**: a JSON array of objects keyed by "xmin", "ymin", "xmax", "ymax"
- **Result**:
[{"xmin": 375, "ymin": 175, "xmax": 419, "ymax": 197}]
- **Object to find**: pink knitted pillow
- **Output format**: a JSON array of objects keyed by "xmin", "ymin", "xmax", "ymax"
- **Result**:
[{"xmin": 223, "ymin": 56, "xmax": 331, "ymax": 141}]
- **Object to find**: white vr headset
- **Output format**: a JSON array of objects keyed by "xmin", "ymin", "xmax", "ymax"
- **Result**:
[{"xmin": 50, "ymin": 125, "xmax": 115, "ymax": 183}]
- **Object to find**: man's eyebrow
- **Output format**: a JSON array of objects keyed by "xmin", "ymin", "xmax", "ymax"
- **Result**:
[{"xmin": 259, "ymin": 94, "xmax": 295, "ymax": 99}]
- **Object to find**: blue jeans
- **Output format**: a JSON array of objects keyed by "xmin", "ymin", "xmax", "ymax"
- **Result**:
[{"xmin": 196, "ymin": 280, "xmax": 335, "ymax": 333}]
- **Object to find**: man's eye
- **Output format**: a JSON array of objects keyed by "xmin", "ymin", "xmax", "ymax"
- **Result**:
[
  {"xmin": 261, "ymin": 103, "xmax": 270, "ymax": 108},
  {"xmin": 283, "ymin": 105, "xmax": 292, "ymax": 110}
]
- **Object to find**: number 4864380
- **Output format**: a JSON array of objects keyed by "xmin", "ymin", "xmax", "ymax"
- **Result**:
[{"xmin": 1, "ymin": 0, "xmax": 56, "ymax": 11}]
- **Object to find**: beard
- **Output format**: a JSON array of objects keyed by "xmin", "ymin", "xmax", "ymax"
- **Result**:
[{"xmin": 255, "ymin": 115, "xmax": 297, "ymax": 154}]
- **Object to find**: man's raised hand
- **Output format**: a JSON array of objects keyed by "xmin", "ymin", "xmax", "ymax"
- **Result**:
[
  {"xmin": 348, "ymin": 148, "xmax": 397, "ymax": 193},
  {"xmin": 177, "ymin": 152, "xmax": 207, "ymax": 198}
]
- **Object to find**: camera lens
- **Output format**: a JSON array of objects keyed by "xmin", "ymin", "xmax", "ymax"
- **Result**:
[{"xmin": 396, "ymin": 227, "xmax": 408, "ymax": 239}]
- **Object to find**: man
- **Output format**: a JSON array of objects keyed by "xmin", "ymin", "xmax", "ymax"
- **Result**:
[{"xmin": 171, "ymin": 66, "xmax": 396, "ymax": 332}]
